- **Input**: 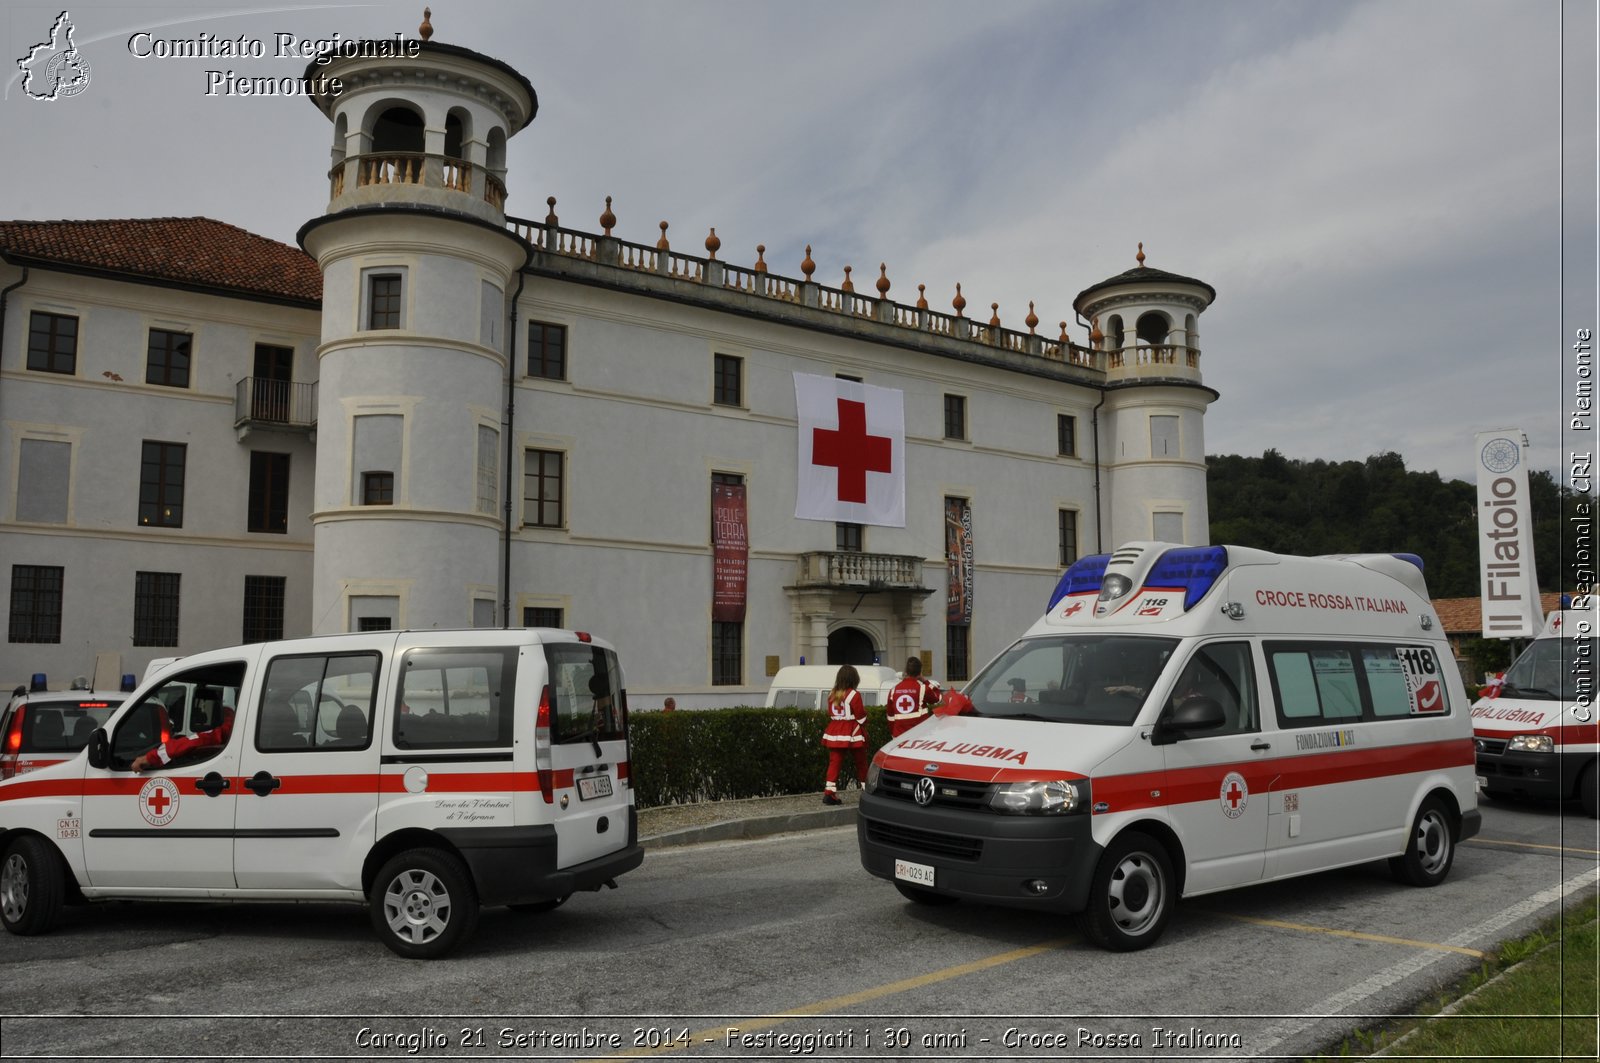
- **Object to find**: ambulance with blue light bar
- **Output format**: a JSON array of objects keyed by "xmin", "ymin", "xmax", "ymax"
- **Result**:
[
  {"xmin": 0, "ymin": 628, "xmax": 642, "ymax": 958},
  {"xmin": 857, "ymin": 541, "xmax": 1480, "ymax": 950},
  {"xmin": 1472, "ymin": 605, "xmax": 1598, "ymax": 816}
]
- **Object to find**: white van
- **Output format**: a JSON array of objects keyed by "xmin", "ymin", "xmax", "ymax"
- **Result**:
[
  {"xmin": 1473, "ymin": 606, "xmax": 1597, "ymax": 815},
  {"xmin": 764, "ymin": 664, "xmax": 905, "ymax": 709},
  {"xmin": 0, "ymin": 628, "xmax": 642, "ymax": 958},
  {"xmin": 857, "ymin": 542, "xmax": 1480, "ymax": 951}
]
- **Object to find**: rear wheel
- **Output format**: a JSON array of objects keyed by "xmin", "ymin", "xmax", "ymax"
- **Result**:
[
  {"xmin": 894, "ymin": 881, "xmax": 958, "ymax": 906},
  {"xmin": 1077, "ymin": 831, "xmax": 1173, "ymax": 951},
  {"xmin": 1389, "ymin": 796, "xmax": 1455, "ymax": 886},
  {"xmin": 0, "ymin": 836, "xmax": 65, "ymax": 936},
  {"xmin": 369, "ymin": 848, "xmax": 479, "ymax": 959}
]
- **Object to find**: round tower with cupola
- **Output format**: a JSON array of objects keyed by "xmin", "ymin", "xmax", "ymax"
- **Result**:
[
  {"xmin": 1074, "ymin": 244, "xmax": 1218, "ymax": 548},
  {"xmin": 297, "ymin": 10, "xmax": 536, "ymax": 632}
]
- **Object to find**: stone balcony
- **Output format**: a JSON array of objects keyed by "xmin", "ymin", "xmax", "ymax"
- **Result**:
[
  {"xmin": 793, "ymin": 551, "xmax": 930, "ymax": 592},
  {"xmin": 328, "ymin": 151, "xmax": 508, "ymax": 224}
]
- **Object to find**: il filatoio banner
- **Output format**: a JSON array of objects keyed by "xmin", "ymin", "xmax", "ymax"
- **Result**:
[{"xmin": 1474, "ymin": 428, "xmax": 1542, "ymax": 637}]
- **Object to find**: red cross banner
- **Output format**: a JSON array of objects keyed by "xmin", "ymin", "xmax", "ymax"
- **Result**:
[{"xmin": 793, "ymin": 372, "xmax": 906, "ymax": 527}]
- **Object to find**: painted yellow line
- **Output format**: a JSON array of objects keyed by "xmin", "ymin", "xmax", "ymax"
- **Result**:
[
  {"xmin": 582, "ymin": 936, "xmax": 1074, "ymax": 1061},
  {"xmin": 1468, "ymin": 836, "xmax": 1600, "ymax": 856},
  {"xmin": 1212, "ymin": 913, "xmax": 1486, "ymax": 957}
]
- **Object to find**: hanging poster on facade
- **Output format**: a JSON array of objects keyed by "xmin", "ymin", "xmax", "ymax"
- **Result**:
[
  {"xmin": 1474, "ymin": 428, "xmax": 1542, "ymax": 638},
  {"xmin": 712, "ymin": 481, "xmax": 748, "ymax": 622},
  {"xmin": 945, "ymin": 497, "xmax": 973, "ymax": 625}
]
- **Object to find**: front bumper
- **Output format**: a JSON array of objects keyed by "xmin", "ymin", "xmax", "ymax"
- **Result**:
[
  {"xmin": 856, "ymin": 791, "xmax": 1100, "ymax": 913},
  {"xmin": 1476, "ymin": 749, "xmax": 1588, "ymax": 801}
]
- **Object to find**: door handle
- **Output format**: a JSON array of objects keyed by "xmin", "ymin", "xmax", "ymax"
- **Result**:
[
  {"xmin": 245, "ymin": 770, "xmax": 282, "ymax": 797},
  {"xmin": 1251, "ymin": 740, "xmax": 1272, "ymax": 752},
  {"xmin": 194, "ymin": 772, "xmax": 230, "ymax": 797}
]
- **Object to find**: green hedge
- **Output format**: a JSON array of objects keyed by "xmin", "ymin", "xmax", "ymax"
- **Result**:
[{"xmin": 627, "ymin": 705, "xmax": 890, "ymax": 808}]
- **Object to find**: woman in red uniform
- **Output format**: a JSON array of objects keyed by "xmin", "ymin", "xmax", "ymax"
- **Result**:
[{"xmin": 821, "ymin": 664, "xmax": 868, "ymax": 805}]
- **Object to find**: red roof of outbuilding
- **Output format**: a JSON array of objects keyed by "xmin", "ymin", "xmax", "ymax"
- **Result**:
[
  {"xmin": 0, "ymin": 217, "xmax": 321, "ymax": 306},
  {"xmin": 1431, "ymin": 593, "xmax": 1566, "ymax": 635}
]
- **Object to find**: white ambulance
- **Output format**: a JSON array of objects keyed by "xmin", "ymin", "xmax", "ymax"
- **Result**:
[
  {"xmin": 857, "ymin": 542, "xmax": 1481, "ymax": 951},
  {"xmin": 0, "ymin": 628, "xmax": 642, "ymax": 958},
  {"xmin": 1473, "ymin": 606, "xmax": 1598, "ymax": 815}
]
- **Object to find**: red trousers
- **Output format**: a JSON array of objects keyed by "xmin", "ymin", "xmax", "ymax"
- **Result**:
[{"xmin": 824, "ymin": 747, "xmax": 868, "ymax": 791}]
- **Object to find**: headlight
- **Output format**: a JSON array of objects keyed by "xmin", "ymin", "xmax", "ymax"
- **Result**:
[
  {"xmin": 1508, "ymin": 734, "xmax": 1556, "ymax": 753},
  {"xmin": 988, "ymin": 779, "xmax": 1085, "ymax": 815},
  {"xmin": 865, "ymin": 759, "xmax": 882, "ymax": 793}
]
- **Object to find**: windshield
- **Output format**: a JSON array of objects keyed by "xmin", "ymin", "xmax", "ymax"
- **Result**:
[
  {"xmin": 963, "ymin": 635, "xmax": 1179, "ymax": 725},
  {"xmin": 1500, "ymin": 637, "xmax": 1597, "ymax": 701}
]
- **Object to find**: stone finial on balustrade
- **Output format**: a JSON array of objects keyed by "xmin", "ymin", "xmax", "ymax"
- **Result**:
[
  {"xmin": 600, "ymin": 196, "xmax": 616, "ymax": 236},
  {"xmin": 705, "ymin": 227, "xmax": 721, "ymax": 261},
  {"xmin": 657, "ymin": 221, "xmax": 670, "ymax": 250},
  {"xmin": 989, "ymin": 303, "xmax": 1001, "ymax": 328},
  {"xmin": 916, "ymin": 284, "xmax": 928, "ymax": 310},
  {"xmin": 1090, "ymin": 316, "xmax": 1104, "ymax": 348},
  {"xmin": 1136, "ymin": 241, "xmax": 1146, "ymax": 267},
  {"xmin": 1059, "ymin": 321, "xmax": 1070, "ymax": 342},
  {"xmin": 876, "ymin": 264, "xmax": 890, "ymax": 299},
  {"xmin": 841, "ymin": 265, "xmax": 854, "ymax": 293},
  {"xmin": 545, "ymin": 196, "xmax": 558, "ymax": 226},
  {"xmin": 754, "ymin": 245, "xmax": 768, "ymax": 273},
  {"xmin": 420, "ymin": 8, "xmax": 433, "ymax": 41},
  {"xmin": 1026, "ymin": 301, "xmax": 1039, "ymax": 335},
  {"xmin": 801, "ymin": 245, "xmax": 815, "ymax": 282},
  {"xmin": 952, "ymin": 283, "xmax": 966, "ymax": 317}
]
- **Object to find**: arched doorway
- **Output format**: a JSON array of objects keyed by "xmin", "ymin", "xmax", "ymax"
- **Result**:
[{"xmin": 828, "ymin": 626, "xmax": 877, "ymax": 666}]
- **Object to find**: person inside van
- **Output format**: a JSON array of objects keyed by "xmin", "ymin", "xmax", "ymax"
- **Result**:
[{"xmin": 131, "ymin": 691, "xmax": 234, "ymax": 772}]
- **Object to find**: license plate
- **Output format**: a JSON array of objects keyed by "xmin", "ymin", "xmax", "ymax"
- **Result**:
[
  {"xmin": 894, "ymin": 859, "xmax": 935, "ymax": 887},
  {"xmin": 577, "ymin": 774, "xmax": 613, "ymax": 801}
]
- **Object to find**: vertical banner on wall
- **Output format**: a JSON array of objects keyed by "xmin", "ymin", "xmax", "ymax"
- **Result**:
[
  {"xmin": 712, "ymin": 481, "xmax": 748, "ymax": 622},
  {"xmin": 945, "ymin": 497, "xmax": 973, "ymax": 625},
  {"xmin": 1474, "ymin": 428, "xmax": 1542, "ymax": 637}
]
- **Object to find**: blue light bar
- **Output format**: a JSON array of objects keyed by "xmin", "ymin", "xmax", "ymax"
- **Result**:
[
  {"xmin": 1394, "ymin": 553, "xmax": 1424, "ymax": 574},
  {"xmin": 1145, "ymin": 545, "xmax": 1230, "ymax": 610},
  {"xmin": 29, "ymin": 673, "xmax": 47, "ymax": 692},
  {"xmin": 1047, "ymin": 553, "xmax": 1111, "ymax": 612}
]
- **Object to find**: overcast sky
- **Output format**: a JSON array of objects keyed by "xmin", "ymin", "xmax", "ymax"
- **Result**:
[{"xmin": 3, "ymin": 0, "xmax": 1594, "ymax": 483}]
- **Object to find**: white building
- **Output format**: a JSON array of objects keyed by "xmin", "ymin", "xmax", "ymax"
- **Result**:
[{"xmin": 0, "ymin": 27, "xmax": 1217, "ymax": 706}]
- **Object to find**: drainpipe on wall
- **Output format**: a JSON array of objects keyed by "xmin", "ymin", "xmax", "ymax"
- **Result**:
[
  {"xmin": 1077, "ymin": 309, "xmax": 1106, "ymax": 554},
  {"xmin": 502, "ymin": 267, "xmax": 528, "ymax": 628},
  {"xmin": 0, "ymin": 264, "xmax": 31, "ymax": 409}
]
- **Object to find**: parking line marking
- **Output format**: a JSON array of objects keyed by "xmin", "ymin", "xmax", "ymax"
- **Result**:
[
  {"xmin": 583, "ymin": 936, "xmax": 1074, "ymax": 1060},
  {"xmin": 1467, "ymin": 836, "xmax": 1600, "ymax": 856},
  {"xmin": 1209, "ymin": 913, "xmax": 1487, "ymax": 956}
]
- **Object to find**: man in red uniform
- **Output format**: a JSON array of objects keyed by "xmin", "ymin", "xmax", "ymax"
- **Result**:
[
  {"xmin": 885, "ymin": 657, "xmax": 942, "ymax": 738},
  {"xmin": 130, "ymin": 690, "xmax": 234, "ymax": 772}
]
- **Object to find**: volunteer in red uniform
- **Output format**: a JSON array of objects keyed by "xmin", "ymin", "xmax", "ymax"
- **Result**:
[
  {"xmin": 821, "ymin": 664, "xmax": 868, "ymax": 805},
  {"xmin": 130, "ymin": 706, "xmax": 234, "ymax": 772},
  {"xmin": 886, "ymin": 657, "xmax": 941, "ymax": 738}
]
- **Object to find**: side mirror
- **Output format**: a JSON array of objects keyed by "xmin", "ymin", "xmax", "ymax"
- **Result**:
[
  {"xmin": 1151, "ymin": 696, "xmax": 1226, "ymax": 746},
  {"xmin": 936, "ymin": 691, "xmax": 975, "ymax": 716},
  {"xmin": 86, "ymin": 728, "xmax": 109, "ymax": 770}
]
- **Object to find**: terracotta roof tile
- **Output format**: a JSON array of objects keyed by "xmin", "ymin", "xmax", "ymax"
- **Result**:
[
  {"xmin": 0, "ymin": 217, "xmax": 321, "ymax": 306},
  {"xmin": 1431, "ymin": 593, "xmax": 1566, "ymax": 635}
]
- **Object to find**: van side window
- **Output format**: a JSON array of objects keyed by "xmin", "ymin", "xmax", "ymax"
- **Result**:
[
  {"xmin": 258, "ymin": 652, "xmax": 379, "ymax": 752},
  {"xmin": 110, "ymin": 661, "xmax": 246, "ymax": 769},
  {"xmin": 393, "ymin": 647, "xmax": 516, "ymax": 749},
  {"xmin": 1267, "ymin": 642, "xmax": 1449, "ymax": 725},
  {"xmin": 1166, "ymin": 641, "xmax": 1258, "ymax": 734}
]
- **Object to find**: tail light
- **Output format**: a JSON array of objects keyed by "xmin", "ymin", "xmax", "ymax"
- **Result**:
[
  {"xmin": 534, "ymin": 685, "xmax": 553, "ymax": 803},
  {"xmin": 3, "ymin": 708, "xmax": 25, "ymax": 776}
]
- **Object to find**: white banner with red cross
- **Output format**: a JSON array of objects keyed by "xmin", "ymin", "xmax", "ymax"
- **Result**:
[{"xmin": 793, "ymin": 372, "xmax": 906, "ymax": 527}]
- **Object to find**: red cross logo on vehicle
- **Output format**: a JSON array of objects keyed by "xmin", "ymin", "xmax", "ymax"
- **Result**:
[
  {"xmin": 138, "ymin": 777, "xmax": 180, "ymax": 827},
  {"xmin": 1219, "ymin": 772, "xmax": 1248, "ymax": 819},
  {"xmin": 812, "ymin": 398, "xmax": 892, "ymax": 504}
]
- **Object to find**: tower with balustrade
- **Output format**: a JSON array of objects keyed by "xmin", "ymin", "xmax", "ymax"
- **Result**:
[{"xmin": 297, "ymin": 12, "xmax": 535, "ymax": 632}]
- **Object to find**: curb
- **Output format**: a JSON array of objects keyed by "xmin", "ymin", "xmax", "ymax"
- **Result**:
[{"xmin": 642, "ymin": 807, "xmax": 859, "ymax": 849}]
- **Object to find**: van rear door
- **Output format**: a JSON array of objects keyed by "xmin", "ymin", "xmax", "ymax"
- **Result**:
[{"xmin": 540, "ymin": 639, "xmax": 632, "ymax": 867}]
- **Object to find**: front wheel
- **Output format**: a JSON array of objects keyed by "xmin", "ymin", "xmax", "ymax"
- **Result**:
[
  {"xmin": 1389, "ymin": 796, "xmax": 1455, "ymax": 887},
  {"xmin": 369, "ymin": 848, "xmax": 479, "ymax": 959},
  {"xmin": 0, "ymin": 836, "xmax": 66, "ymax": 936},
  {"xmin": 1077, "ymin": 831, "xmax": 1174, "ymax": 951}
]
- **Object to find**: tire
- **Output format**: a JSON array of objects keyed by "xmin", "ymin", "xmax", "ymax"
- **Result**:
[
  {"xmin": 1077, "ymin": 831, "xmax": 1174, "ymax": 951},
  {"xmin": 1582, "ymin": 762, "xmax": 1599, "ymax": 820},
  {"xmin": 894, "ymin": 881, "xmax": 958, "ymax": 906},
  {"xmin": 509, "ymin": 894, "xmax": 571, "ymax": 914},
  {"xmin": 0, "ymin": 836, "xmax": 66, "ymax": 936},
  {"xmin": 369, "ymin": 848, "xmax": 479, "ymax": 959},
  {"xmin": 1389, "ymin": 796, "xmax": 1455, "ymax": 887}
]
